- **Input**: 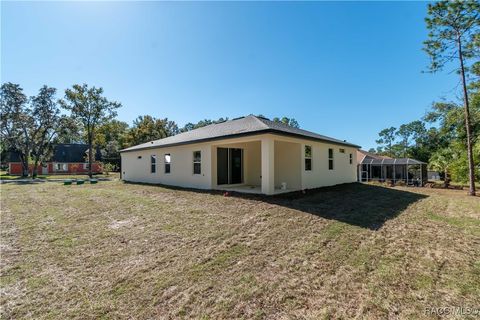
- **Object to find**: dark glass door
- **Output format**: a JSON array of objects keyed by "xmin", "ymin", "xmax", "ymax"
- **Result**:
[
  {"xmin": 230, "ymin": 148, "xmax": 243, "ymax": 184},
  {"xmin": 217, "ymin": 147, "xmax": 243, "ymax": 185}
]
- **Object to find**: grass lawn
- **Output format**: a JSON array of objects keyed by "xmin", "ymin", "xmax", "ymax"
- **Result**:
[
  {"xmin": 1, "ymin": 181, "xmax": 479, "ymax": 319},
  {"xmin": 443, "ymin": 181, "xmax": 480, "ymax": 188},
  {"xmin": 0, "ymin": 172, "xmax": 119, "ymax": 180}
]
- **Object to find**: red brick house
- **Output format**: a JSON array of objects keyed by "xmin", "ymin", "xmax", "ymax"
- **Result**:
[{"xmin": 4, "ymin": 144, "xmax": 103, "ymax": 175}]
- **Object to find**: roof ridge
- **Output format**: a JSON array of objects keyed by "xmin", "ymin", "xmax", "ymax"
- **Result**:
[
  {"xmin": 121, "ymin": 114, "xmax": 361, "ymax": 152},
  {"xmin": 122, "ymin": 116, "xmax": 259, "ymax": 149},
  {"xmin": 249, "ymin": 115, "xmax": 271, "ymax": 130}
]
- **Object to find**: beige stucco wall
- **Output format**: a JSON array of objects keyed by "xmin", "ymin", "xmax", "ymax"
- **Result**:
[
  {"xmin": 121, "ymin": 135, "xmax": 268, "ymax": 190},
  {"xmin": 121, "ymin": 142, "xmax": 213, "ymax": 189},
  {"xmin": 274, "ymin": 140, "xmax": 302, "ymax": 190},
  {"xmin": 300, "ymin": 141, "xmax": 358, "ymax": 189},
  {"xmin": 263, "ymin": 134, "xmax": 358, "ymax": 189},
  {"xmin": 245, "ymin": 141, "xmax": 261, "ymax": 186},
  {"xmin": 121, "ymin": 133, "xmax": 358, "ymax": 193}
]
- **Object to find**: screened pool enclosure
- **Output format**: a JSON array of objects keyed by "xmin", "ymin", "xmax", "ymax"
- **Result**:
[{"xmin": 358, "ymin": 156, "xmax": 428, "ymax": 186}]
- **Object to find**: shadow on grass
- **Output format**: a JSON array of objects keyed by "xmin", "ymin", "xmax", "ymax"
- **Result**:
[
  {"xmin": 124, "ymin": 181, "xmax": 428, "ymax": 230},
  {"xmin": 267, "ymin": 183, "xmax": 428, "ymax": 230}
]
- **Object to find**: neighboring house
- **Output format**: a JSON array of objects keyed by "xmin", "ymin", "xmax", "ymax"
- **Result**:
[
  {"xmin": 120, "ymin": 115, "xmax": 360, "ymax": 195},
  {"xmin": 427, "ymin": 170, "xmax": 441, "ymax": 181},
  {"xmin": 356, "ymin": 150, "xmax": 427, "ymax": 185},
  {"xmin": 5, "ymin": 144, "xmax": 102, "ymax": 175}
]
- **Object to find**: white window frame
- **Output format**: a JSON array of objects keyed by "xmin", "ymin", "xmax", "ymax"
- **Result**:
[
  {"xmin": 151, "ymin": 155, "xmax": 156, "ymax": 173},
  {"xmin": 55, "ymin": 163, "xmax": 68, "ymax": 172},
  {"xmin": 193, "ymin": 151, "xmax": 201, "ymax": 175},
  {"xmin": 304, "ymin": 145, "xmax": 312, "ymax": 171},
  {"xmin": 328, "ymin": 148, "xmax": 334, "ymax": 170},
  {"xmin": 164, "ymin": 154, "xmax": 171, "ymax": 174}
]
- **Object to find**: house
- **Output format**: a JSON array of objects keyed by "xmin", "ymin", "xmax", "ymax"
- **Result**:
[
  {"xmin": 5, "ymin": 144, "xmax": 103, "ymax": 175},
  {"xmin": 120, "ymin": 115, "xmax": 360, "ymax": 195},
  {"xmin": 427, "ymin": 170, "xmax": 442, "ymax": 181},
  {"xmin": 427, "ymin": 170, "xmax": 441, "ymax": 181},
  {"xmin": 356, "ymin": 149, "xmax": 427, "ymax": 185}
]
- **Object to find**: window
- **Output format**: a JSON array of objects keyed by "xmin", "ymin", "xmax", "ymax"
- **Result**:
[
  {"xmin": 304, "ymin": 145, "xmax": 312, "ymax": 171},
  {"xmin": 55, "ymin": 163, "xmax": 68, "ymax": 171},
  {"xmin": 339, "ymin": 148, "xmax": 345, "ymax": 153},
  {"xmin": 151, "ymin": 155, "xmax": 156, "ymax": 173},
  {"xmin": 349, "ymin": 153, "xmax": 353, "ymax": 165},
  {"xmin": 328, "ymin": 148, "xmax": 334, "ymax": 170},
  {"xmin": 193, "ymin": 151, "xmax": 201, "ymax": 174},
  {"xmin": 164, "ymin": 154, "xmax": 171, "ymax": 174}
]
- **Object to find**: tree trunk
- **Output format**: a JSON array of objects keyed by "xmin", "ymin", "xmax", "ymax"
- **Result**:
[
  {"xmin": 19, "ymin": 154, "xmax": 29, "ymax": 177},
  {"xmin": 444, "ymin": 168, "xmax": 450, "ymax": 188},
  {"xmin": 458, "ymin": 37, "xmax": 476, "ymax": 196},
  {"xmin": 88, "ymin": 129, "xmax": 93, "ymax": 179},
  {"xmin": 32, "ymin": 159, "xmax": 39, "ymax": 179}
]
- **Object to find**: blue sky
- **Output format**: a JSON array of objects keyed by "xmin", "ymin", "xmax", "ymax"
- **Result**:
[{"xmin": 1, "ymin": 1, "xmax": 459, "ymax": 150}]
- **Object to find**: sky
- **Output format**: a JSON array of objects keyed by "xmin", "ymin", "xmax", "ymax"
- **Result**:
[{"xmin": 1, "ymin": 1, "xmax": 460, "ymax": 150}]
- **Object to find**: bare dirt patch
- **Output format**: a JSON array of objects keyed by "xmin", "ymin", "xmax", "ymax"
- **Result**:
[{"xmin": 108, "ymin": 218, "xmax": 136, "ymax": 230}]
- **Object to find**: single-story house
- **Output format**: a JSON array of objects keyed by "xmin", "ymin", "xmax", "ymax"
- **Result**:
[
  {"xmin": 5, "ymin": 144, "xmax": 102, "ymax": 175},
  {"xmin": 120, "ymin": 115, "xmax": 360, "ymax": 195},
  {"xmin": 356, "ymin": 150, "xmax": 427, "ymax": 185}
]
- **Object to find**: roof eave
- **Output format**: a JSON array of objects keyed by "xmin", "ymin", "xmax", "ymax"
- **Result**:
[{"xmin": 120, "ymin": 129, "xmax": 361, "ymax": 153}]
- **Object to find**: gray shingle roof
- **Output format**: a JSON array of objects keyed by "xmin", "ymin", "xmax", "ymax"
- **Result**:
[
  {"xmin": 3, "ymin": 144, "xmax": 102, "ymax": 163},
  {"xmin": 50, "ymin": 144, "xmax": 102, "ymax": 162},
  {"xmin": 120, "ymin": 115, "xmax": 360, "ymax": 152}
]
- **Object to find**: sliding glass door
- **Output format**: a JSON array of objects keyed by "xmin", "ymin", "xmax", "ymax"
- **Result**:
[{"xmin": 217, "ymin": 148, "xmax": 243, "ymax": 185}]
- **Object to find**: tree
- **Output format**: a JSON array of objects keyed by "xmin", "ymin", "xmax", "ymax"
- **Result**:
[
  {"xmin": 0, "ymin": 83, "xmax": 31, "ymax": 176},
  {"xmin": 424, "ymin": 99, "xmax": 480, "ymax": 183},
  {"xmin": 416, "ymin": 126, "xmax": 447, "ymax": 162},
  {"xmin": 272, "ymin": 117, "xmax": 300, "ymax": 128},
  {"xmin": 54, "ymin": 117, "xmax": 84, "ymax": 144},
  {"xmin": 29, "ymin": 86, "xmax": 63, "ymax": 178},
  {"xmin": 424, "ymin": 102, "xmax": 459, "ymax": 141},
  {"xmin": 397, "ymin": 121, "xmax": 427, "ymax": 158},
  {"xmin": 449, "ymin": 140, "xmax": 480, "ymax": 183},
  {"xmin": 424, "ymin": 101, "xmax": 477, "ymax": 146},
  {"xmin": 181, "ymin": 122, "xmax": 195, "ymax": 132},
  {"xmin": 127, "ymin": 115, "xmax": 179, "ymax": 146},
  {"xmin": 60, "ymin": 84, "xmax": 121, "ymax": 178},
  {"xmin": 429, "ymin": 147, "xmax": 456, "ymax": 187},
  {"xmin": 180, "ymin": 117, "xmax": 228, "ymax": 132},
  {"xmin": 94, "ymin": 120, "xmax": 129, "ymax": 149},
  {"xmin": 423, "ymin": 0, "xmax": 479, "ymax": 195},
  {"xmin": 375, "ymin": 127, "xmax": 396, "ymax": 157},
  {"xmin": 164, "ymin": 119, "xmax": 180, "ymax": 136},
  {"xmin": 95, "ymin": 119, "xmax": 129, "ymax": 169}
]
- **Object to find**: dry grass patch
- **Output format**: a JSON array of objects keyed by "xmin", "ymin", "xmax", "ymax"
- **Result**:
[{"xmin": 1, "ymin": 181, "xmax": 479, "ymax": 319}]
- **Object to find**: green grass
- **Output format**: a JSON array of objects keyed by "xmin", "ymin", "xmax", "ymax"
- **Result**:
[
  {"xmin": 428, "ymin": 180, "xmax": 480, "ymax": 188},
  {"xmin": 0, "ymin": 172, "xmax": 119, "ymax": 180},
  {"xmin": 1, "ymin": 181, "xmax": 479, "ymax": 319}
]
